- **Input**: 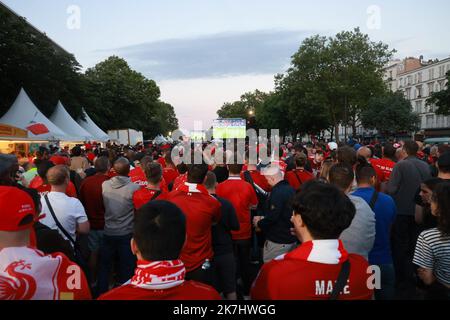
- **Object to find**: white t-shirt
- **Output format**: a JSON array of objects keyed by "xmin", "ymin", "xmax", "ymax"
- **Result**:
[{"xmin": 40, "ymin": 191, "xmax": 88, "ymax": 244}]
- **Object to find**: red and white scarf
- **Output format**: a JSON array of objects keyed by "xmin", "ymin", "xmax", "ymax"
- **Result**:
[
  {"xmin": 131, "ymin": 260, "xmax": 186, "ymax": 290},
  {"xmin": 177, "ymin": 182, "xmax": 210, "ymax": 196},
  {"xmin": 276, "ymin": 240, "xmax": 348, "ymax": 265}
]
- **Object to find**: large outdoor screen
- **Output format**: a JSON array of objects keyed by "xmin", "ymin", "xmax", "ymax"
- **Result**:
[{"xmin": 213, "ymin": 118, "xmax": 246, "ymax": 139}]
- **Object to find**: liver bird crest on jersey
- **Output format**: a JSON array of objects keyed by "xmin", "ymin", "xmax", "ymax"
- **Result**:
[{"xmin": 0, "ymin": 260, "xmax": 37, "ymax": 300}]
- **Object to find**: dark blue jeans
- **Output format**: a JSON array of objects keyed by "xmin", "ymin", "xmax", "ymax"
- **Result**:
[
  {"xmin": 97, "ymin": 234, "xmax": 136, "ymax": 295},
  {"xmin": 375, "ymin": 264, "xmax": 396, "ymax": 300},
  {"xmin": 391, "ymin": 215, "xmax": 419, "ymax": 299}
]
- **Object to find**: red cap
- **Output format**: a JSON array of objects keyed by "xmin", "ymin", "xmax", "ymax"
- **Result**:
[
  {"xmin": 0, "ymin": 186, "xmax": 36, "ymax": 231},
  {"xmin": 50, "ymin": 155, "xmax": 70, "ymax": 166},
  {"xmin": 161, "ymin": 144, "xmax": 171, "ymax": 150}
]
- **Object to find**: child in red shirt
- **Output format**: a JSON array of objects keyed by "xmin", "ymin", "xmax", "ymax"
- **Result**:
[
  {"xmin": 285, "ymin": 153, "xmax": 315, "ymax": 190},
  {"xmin": 133, "ymin": 163, "xmax": 168, "ymax": 210}
]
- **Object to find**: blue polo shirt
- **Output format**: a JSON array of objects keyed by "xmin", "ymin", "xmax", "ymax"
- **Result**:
[{"xmin": 352, "ymin": 187, "xmax": 397, "ymax": 265}]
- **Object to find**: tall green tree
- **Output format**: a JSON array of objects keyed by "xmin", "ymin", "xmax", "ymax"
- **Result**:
[
  {"xmin": 82, "ymin": 56, "xmax": 166, "ymax": 137},
  {"xmin": 148, "ymin": 101, "xmax": 179, "ymax": 137},
  {"xmin": 217, "ymin": 90, "xmax": 269, "ymax": 120},
  {"xmin": 360, "ymin": 92, "xmax": 420, "ymax": 137},
  {"xmin": 0, "ymin": 5, "xmax": 84, "ymax": 118},
  {"xmin": 427, "ymin": 71, "xmax": 450, "ymax": 115},
  {"xmin": 277, "ymin": 28, "xmax": 394, "ymax": 141}
]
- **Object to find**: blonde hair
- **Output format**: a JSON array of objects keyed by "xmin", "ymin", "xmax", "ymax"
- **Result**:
[{"xmin": 319, "ymin": 160, "xmax": 334, "ymax": 182}]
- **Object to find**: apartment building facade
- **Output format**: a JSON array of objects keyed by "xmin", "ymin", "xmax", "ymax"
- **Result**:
[{"xmin": 390, "ymin": 57, "xmax": 450, "ymax": 137}]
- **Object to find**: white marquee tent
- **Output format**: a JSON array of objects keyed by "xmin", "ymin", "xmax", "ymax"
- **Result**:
[
  {"xmin": 0, "ymin": 88, "xmax": 70, "ymax": 141},
  {"xmin": 50, "ymin": 101, "xmax": 95, "ymax": 142},
  {"xmin": 77, "ymin": 108, "xmax": 110, "ymax": 141}
]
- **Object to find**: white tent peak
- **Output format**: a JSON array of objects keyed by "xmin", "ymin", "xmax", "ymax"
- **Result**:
[
  {"xmin": 50, "ymin": 101, "xmax": 95, "ymax": 141},
  {"xmin": 77, "ymin": 108, "xmax": 110, "ymax": 141},
  {"xmin": 0, "ymin": 88, "xmax": 70, "ymax": 140}
]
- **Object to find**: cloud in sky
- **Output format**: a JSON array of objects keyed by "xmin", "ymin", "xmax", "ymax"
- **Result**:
[{"xmin": 103, "ymin": 29, "xmax": 312, "ymax": 80}]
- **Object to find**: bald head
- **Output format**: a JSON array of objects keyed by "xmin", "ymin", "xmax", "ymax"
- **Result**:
[
  {"xmin": 114, "ymin": 157, "xmax": 130, "ymax": 176},
  {"xmin": 357, "ymin": 147, "xmax": 372, "ymax": 160},
  {"xmin": 47, "ymin": 165, "xmax": 70, "ymax": 186},
  {"xmin": 95, "ymin": 156, "xmax": 110, "ymax": 173}
]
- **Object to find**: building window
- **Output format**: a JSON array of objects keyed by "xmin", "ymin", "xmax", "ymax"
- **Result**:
[
  {"xmin": 426, "ymin": 115, "xmax": 434, "ymax": 129},
  {"xmin": 406, "ymin": 88, "xmax": 411, "ymax": 100},
  {"xmin": 416, "ymin": 85, "xmax": 423, "ymax": 98},
  {"xmin": 418, "ymin": 72, "xmax": 422, "ymax": 83},
  {"xmin": 428, "ymin": 82, "xmax": 434, "ymax": 96},
  {"xmin": 415, "ymin": 101, "xmax": 423, "ymax": 113}
]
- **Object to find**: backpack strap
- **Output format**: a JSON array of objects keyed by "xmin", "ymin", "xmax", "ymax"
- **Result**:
[
  {"xmin": 44, "ymin": 194, "xmax": 76, "ymax": 247},
  {"xmin": 368, "ymin": 190, "xmax": 379, "ymax": 210},
  {"xmin": 150, "ymin": 190, "xmax": 162, "ymax": 201},
  {"xmin": 294, "ymin": 170, "xmax": 303, "ymax": 188},
  {"xmin": 329, "ymin": 260, "xmax": 351, "ymax": 300}
]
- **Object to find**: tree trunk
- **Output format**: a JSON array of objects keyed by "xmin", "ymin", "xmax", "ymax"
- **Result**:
[
  {"xmin": 334, "ymin": 123, "xmax": 340, "ymax": 143},
  {"xmin": 352, "ymin": 121, "xmax": 357, "ymax": 138}
]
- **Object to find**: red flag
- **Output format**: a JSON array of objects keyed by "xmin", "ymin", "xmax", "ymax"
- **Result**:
[{"xmin": 26, "ymin": 123, "xmax": 49, "ymax": 135}]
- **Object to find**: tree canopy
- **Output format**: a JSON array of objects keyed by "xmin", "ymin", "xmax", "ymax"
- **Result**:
[
  {"xmin": 217, "ymin": 28, "xmax": 395, "ymax": 141},
  {"xmin": 82, "ymin": 56, "xmax": 177, "ymax": 137},
  {"xmin": 0, "ymin": 6, "xmax": 178, "ymax": 139},
  {"xmin": 276, "ymin": 28, "xmax": 394, "ymax": 141},
  {"xmin": 427, "ymin": 71, "xmax": 450, "ymax": 116},
  {"xmin": 360, "ymin": 92, "xmax": 420, "ymax": 136},
  {"xmin": 0, "ymin": 5, "xmax": 84, "ymax": 118}
]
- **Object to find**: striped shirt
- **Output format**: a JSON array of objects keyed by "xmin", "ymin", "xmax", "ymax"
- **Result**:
[{"xmin": 413, "ymin": 228, "xmax": 450, "ymax": 286}]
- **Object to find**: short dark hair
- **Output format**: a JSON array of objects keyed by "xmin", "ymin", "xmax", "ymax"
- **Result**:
[
  {"xmin": 355, "ymin": 157, "xmax": 376, "ymax": 184},
  {"xmin": 337, "ymin": 146, "xmax": 357, "ymax": 167},
  {"xmin": 37, "ymin": 160, "xmax": 55, "ymax": 179},
  {"xmin": 292, "ymin": 180, "xmax": 355, "ymax": 239},
  {"xmin": 134, "ymin": 200, "xmax": 186, "ymax": 261},
  {"xmin": 71, "ymin": 146, "xmax": 82, "ymax": 157},
  {"xmin": 295, "ymin": 153, "xmax": 307, "ymax": 168},
  {"xmin": 383, "ymin": 143, "xmax": 396, "ymax": 159},
  {"xmin": 144, "ymin": 163, "xmax": 163, "ymax": 185},
  {"xmin": 94, "ymin": 156, "xmax": 110, "ymax": 173},
  {"xmin": 403, "ymin": 140, "xmax": 419, "ymax": 156},
  {"xmin": 204, "ymin": 171, "xmax": 217, "ymax": 190},
  {"xmin": 329, "ymin": 163, "xmax": 354, "ymax": 191},
  {"xmin": 432, "ymin": 182, "xmax": 450, "ymax": 237},
  {"xmin": 187, "ymin": 164, "xmax": 209, "ymax": 184},
  {"xmin": 113, "ymin": 157, "xmax": 130, "ymax": 176},
  {"xmin": 438, "ymin": 144, "xmax": 450, "ymax": 156},
  {"xmin": 228, "ymin": 163, "xmax": 243, "ymax": 174},
  {"xmin": 177, "ymin": 163, "xmax": 188, "ymax": 175},
  {"xmin": 437, "ymin": 152, "xmax": 450, "ymax": 174}
]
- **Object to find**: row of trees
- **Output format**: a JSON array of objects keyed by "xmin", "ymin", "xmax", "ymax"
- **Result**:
[
  {"xmin": 0, "ymin": 6, "xmax": 178, "ymax": 139},
  {"xmin": 217, "ymin": 28, "xmax": 434, "ymax": 141}
]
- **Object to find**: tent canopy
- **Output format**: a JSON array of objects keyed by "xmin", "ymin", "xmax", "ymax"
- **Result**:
[
  {"xmin": 153, "ymin": 134, "xmax": 168, "ymax": 145},
  {"xmin": 50, "ymin": 101, "xmax": 94, "ymax": 141},
  {"xmin": 0, "ymin": 88, "xmax": 70, "ymax": 141},
  {"xmin": 77, "ymin": 108, "xmax": 110, "ymax": 141}
]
